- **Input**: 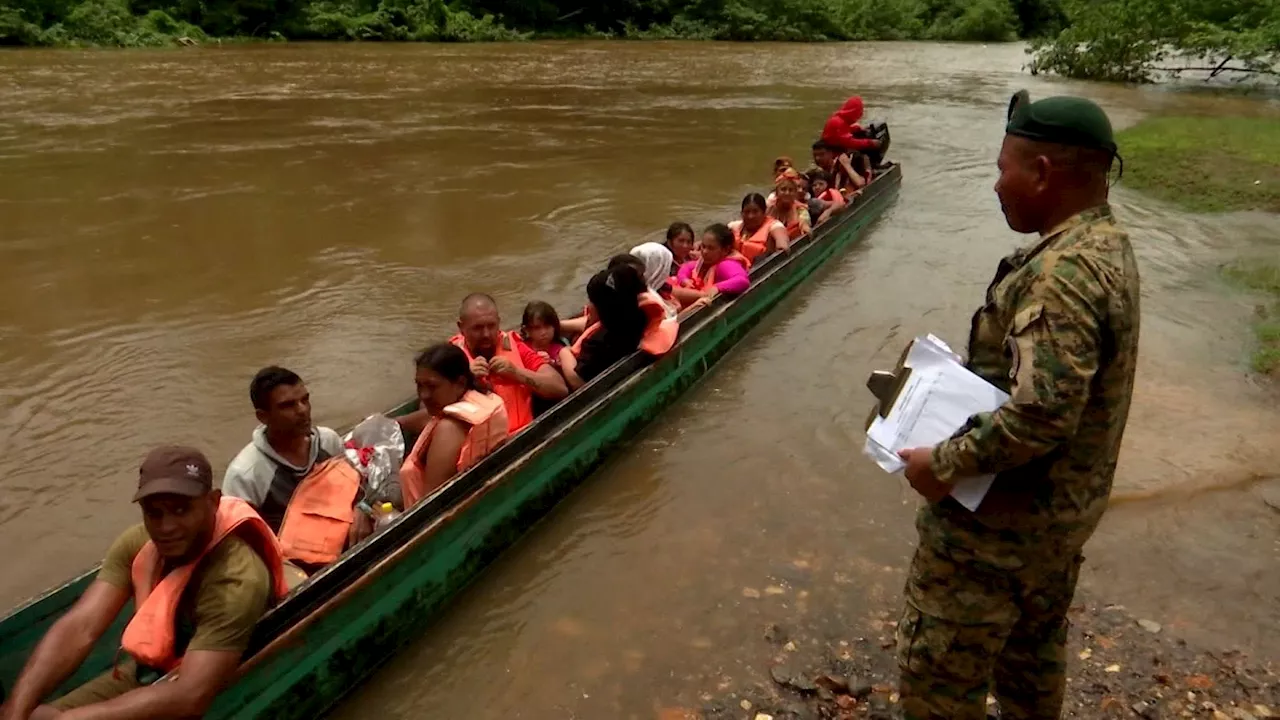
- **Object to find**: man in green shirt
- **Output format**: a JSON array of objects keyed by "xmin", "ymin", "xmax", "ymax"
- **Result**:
[
  {"xmin": 895, "ymin": 92, "xmax": 1140, "ymax": 719},
  {"xmin": 1, "ymin": 446, "xmax": 277, "ymax": 720}
]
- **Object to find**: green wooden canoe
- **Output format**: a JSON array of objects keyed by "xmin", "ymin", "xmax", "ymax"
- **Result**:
[{"xmin": 0, "ymin": 164, "xmax": 901, "ymax": 717}]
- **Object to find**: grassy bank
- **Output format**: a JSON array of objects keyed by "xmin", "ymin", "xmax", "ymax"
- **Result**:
[
  {"xmin": 1117, "ymin": 115, "xmax": 1280, "ymax": 378},
  {"xmin": 1117, "ymin": 116, "xmax": 1280, "ymax": 214},
  {"xmin": 1222, "ymin": 262, "xmax": 1280, "ymax": 376}
]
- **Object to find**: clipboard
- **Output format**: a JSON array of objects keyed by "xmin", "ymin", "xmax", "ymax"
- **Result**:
[{"xmin": 864, "ymin": 340, "xmax": 913, "ymax": 431}]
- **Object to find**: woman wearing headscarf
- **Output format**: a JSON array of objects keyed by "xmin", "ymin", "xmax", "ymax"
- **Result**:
[{"xmin": 629, "ymin": 242, "xmax": 678, "ymax": 311}]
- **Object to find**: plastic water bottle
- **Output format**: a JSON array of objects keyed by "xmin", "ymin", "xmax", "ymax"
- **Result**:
[{"xmin": 374, "ymin": 502, "xmax": 401, "ymax": 531}]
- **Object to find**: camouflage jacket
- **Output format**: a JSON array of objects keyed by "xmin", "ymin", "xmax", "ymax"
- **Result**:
[{"xmin": 926, "ymin": 205, "xmax": 1141, "ymax": 550}]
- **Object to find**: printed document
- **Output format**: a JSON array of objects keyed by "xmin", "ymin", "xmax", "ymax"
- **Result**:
[{"xmin": 864, "ymin": 335, "xmax": 1010, "ymax": 511}]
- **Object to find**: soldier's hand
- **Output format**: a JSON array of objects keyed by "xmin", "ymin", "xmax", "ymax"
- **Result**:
[
  {"xmin": 898, "ymin": 447, "xmax": 950, "ymax": 503},
  {"xmin": 470, "ymin": 357, "xmax": 490, "ymax": 379}
]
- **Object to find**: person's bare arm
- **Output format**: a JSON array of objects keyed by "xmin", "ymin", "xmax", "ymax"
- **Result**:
[
  {"xmin": 672, "ymin": 286, "xmax": 709, "ymax": 308},
  {"xmin": 57, "ymin": 649, "xmax": 242, "ymax": 720},
  {"xmin": 396, "ymin": 409, "xmax": 432, "ymax": 437},
  {"xmin": 559, "ymin": 347, "xmax": 587, "ymax": 391},
  {"xmin": 559, "ymin": 315, "xmax": 589, "ymax": 337},
  {"xmin": 489, "ymin": 358, "xmax": 568, "ymax": 400},
  {"xmin": 420, "ymin": 418, "xmax": 467, "ymax": 498},
  {"xmin": 837, "ymin": 154, "xmax": 865, "ymax": 190},
  {"xmin": 521, "ymin": 365, "xmax": 568, "ymax": 400},
  {"xmin": 769, "ymin": 224, "xmax": 792, "ymax": 253},
  {"xmin": 2, "ymin": 582, "xmax": 129, "ymax": 720}
]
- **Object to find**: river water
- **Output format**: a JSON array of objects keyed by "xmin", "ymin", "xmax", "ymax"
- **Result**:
[{"xmin": 2, "ymin": 41, "xmax": 1278, "ymax": 718}]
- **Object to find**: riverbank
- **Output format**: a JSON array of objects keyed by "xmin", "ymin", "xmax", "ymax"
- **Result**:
[
  {"xmin": 677, "ymin": 595, "xmax": 1279, "ymax": 720},
  {"xmin": 1118, "ymin": 115, "xmax": 1280, "ymax": 377}
]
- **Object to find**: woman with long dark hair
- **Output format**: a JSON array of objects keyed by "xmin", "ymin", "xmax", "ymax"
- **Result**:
[{"xmin": 559, "ymin": 264, "xmax": 649, "ymax": 390}]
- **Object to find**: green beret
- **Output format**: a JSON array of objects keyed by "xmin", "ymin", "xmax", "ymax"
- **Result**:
[{"xmin": 1006, "ymin": 90, "xmax": 1117, "ymax": 155}]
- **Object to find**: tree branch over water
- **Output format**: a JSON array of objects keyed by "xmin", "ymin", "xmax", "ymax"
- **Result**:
[{"xmin": 1029, "ymin": 0, "xmax": 1280, "ymax": 83}]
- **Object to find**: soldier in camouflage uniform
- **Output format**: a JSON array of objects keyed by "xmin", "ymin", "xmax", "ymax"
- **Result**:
[{"xmin": 893, "ymin": 91, "xmax": 1141, "ymax": 720}]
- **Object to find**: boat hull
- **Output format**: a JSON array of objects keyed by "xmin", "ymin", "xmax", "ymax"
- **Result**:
[{"xmin": 0, "ymin": 165, "xmax": 901, "ymax": 717}]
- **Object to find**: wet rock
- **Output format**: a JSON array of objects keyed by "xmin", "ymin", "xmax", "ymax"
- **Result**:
[
  {"xmin": 1137, "ymin": 619, "xmax": 1162, "ymax": 634},
  {"xmin": 814, "ymin": 674, "xmax": 851, "ymax": 695},
  {"xmin": 1131, "ymin": 700, "xmax": 1156, "ymax": 718},
  {"xmin": 849, "ymin": 683, "xmax": 874, "ymax": 700},
  {"xmin": 764, "ymin": 624, "xmax": 789, "ymax": 645},
  {"xmin": 771, "ymin": 662, "xmax": 818, "ymax": 693}
]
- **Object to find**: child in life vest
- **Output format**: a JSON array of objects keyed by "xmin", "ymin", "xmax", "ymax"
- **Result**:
[
  {"xmin": 520, "ymin": 301, "xmax": 569, "ymax": 419},
  {"xmin": 807, "ymin": 169, "xmax": 846, "ymax": 224},
  {"xmin": 520, "ymin": 301, "xmax": 567, "ymax": 368}
]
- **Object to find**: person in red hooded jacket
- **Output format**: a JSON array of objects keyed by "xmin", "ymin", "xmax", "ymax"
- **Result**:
[{"xmin": 821, "ymin": 96, "xmax": 881, "ymax": 154}]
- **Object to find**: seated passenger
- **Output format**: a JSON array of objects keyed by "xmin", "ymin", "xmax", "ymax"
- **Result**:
[
  {"xmin": 768, "ymin": 173, "xmax": 812, "ymax": 241},
  {"xmin": 223, "ymin": 366, "xmax": 345, "ymax": 534},
  {"xmin": 672, "ymin": 223, "xmax": 751, "ymax": 309},
  {"xmin": 628, "ymin": 241, "xmax": 679, "ymax": 310},
  {"xmin": 664, "ymin": 221, "xmax": 697, "ymax": 276},
  {"xmin": 766, "ymin": 168, "xmax": 810, "ymax": 210},
  {"xmin": 560, "ymin": 264, "xmax": 652, "ymax": 390},
  {"xmin": 807, "ymin": 169, "xmax": 846, "ymax": 224},
  {"xmin": 730, "ymin": 193, "xmax": 790, "ymax": 263},
  {"xmin": 811, "ymin": 140, "xmax": 865, "ymax": 196},
  {"xmin": 2, "ymin": 447, "xmax": 289, "ymax": 720},
  {"xmin": 520, "ymin": 301, "xmax": 568, "ymax": 418},
  {"xmin": 223, "ymin": 367, "xmax": 379, "ymax": 573},
  {"xmin": 449, "ymin": 293, "xmax": 568, "ymax": 435},
  {"xmin": 773, "ymin": 156, "xmax": 794, "ymax": 179},
  {"xmin": 398, "ymin": 344, "xmax": 509, "ymax": 507}
]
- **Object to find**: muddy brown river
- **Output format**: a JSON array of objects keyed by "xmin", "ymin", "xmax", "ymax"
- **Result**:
[{"xmin": 2, "ymin": 40, "xmax": 1278, "ymax": 718}]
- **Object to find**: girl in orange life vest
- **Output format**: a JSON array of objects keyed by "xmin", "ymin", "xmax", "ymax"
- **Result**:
[
  {"xmin": 672, "ymin": 223, "xmax": 752, "ymax": 310},
  {"xmin": 519, "ymin": 301, "xmax": 568, "ymax": 418},
  {"xmin": 769, "ymin": 173, "xmax": 812, "ymax": 242},
  {"xmin": 559, "ymin": 264, "xmax": 650, "ymax": 390},
  {"xmin": 398, "ymin": 344, "xmax": 509, "ymax": 507},
  {"xmin": 807, "ymin": 169, "xmax": 846, "ymax": 224},
  {"xmin": 663, "ymin": 221, "xmax": 697, "ymax": 277},
  {"xmin": 730, "ymin": 193, "xmax": 790, "ymax": 264}
]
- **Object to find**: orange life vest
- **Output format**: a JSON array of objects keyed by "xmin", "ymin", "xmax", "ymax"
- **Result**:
[
  {"xmin": 449, "ymin": 331, "xmax": 534, "ymax": 434},
  {"xmin": 569, "ymin": 322, "xmax": 601, "ymax": 358},
  {"xmin": 689, "ymin": 252, "xmax": 750, "ymax": 293},
  {"xmin": 637, "ymin": 292, "xmax": 678, "ymax": 356},
  {"xmin": 820, "ymin": 188, "xmax": 843, "ymax": 204},
  {"xmin": 400, "ymin": 389, "xmax": 509, "ymax": 507},
  {"xmin": 120, "ymin": 496, "xmax": 289, "ymax": 673},
  {"xmin": 275, "ymin": 456, "xmax": 364, "ymax": 568},
  {"xmin": 729, "ymin": 219, "xmax": 783, "ymax": 263}
]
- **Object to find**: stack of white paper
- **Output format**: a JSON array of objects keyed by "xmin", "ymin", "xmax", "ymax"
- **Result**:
[{"xmin": 864, "ymin": 335, "xmax": 1010, "ymax": 511}]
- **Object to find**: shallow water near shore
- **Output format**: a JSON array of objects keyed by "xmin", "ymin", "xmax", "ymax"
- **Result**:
[{"xmin": 1, "ymin": 40, "xmax": 1278, "ymax": 718}]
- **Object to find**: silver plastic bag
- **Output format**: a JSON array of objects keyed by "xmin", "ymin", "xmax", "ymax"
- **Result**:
[{"xmin": 341, "ymin": 414, "xmax": 406, "ymax": 510}]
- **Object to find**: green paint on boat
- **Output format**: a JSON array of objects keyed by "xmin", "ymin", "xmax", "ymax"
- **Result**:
[{"xmin": 0, "ymin": 166, "xmax": 901, "ymax": 716}]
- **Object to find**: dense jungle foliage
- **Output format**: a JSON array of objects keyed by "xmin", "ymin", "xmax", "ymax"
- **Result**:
[
  {"xmin": 0, "ymin": 0, "xmax": 1062, "ymax": 47},
  {"xmin": 0, "ymin": 0, "xmax": 1275, "ymax": 86}
]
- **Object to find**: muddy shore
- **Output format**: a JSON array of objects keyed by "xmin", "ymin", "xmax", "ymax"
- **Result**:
[{"xmin": 670, "ymin": 594, "xmax": 1278, "ymax": 720}]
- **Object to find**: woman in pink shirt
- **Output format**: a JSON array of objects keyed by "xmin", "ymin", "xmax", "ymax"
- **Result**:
[{"xmin": 672, "ymin": 223, "xmax": 751, "ymax": 310}]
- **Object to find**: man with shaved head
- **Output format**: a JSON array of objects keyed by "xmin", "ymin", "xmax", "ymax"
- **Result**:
[
  {"xmin": 449, "ymin": 293, "xmax": 567, "ymax": 434},
  {"xmin": 894, "ymin": 92, "xmax": 1140, "ymax": 719}
]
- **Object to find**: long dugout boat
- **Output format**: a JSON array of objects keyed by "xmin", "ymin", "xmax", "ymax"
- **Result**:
[{"xmin": 0, "ymin": 163, "xmax": 902, "ymax": 717}]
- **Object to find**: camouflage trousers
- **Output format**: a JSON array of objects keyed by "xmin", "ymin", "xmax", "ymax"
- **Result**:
[{"xmin": 894, "ymin": 530, "xmax": 1084, "ymax": 720}]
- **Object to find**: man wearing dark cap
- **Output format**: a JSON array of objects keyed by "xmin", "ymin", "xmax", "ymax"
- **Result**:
[
  {"xmin": 1, "ymin": 447, "xmax": 287, "ymax": 720},
  {"xmin": 894, "ymin": 92, "xmax": 1140, "ymax": 720}
]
